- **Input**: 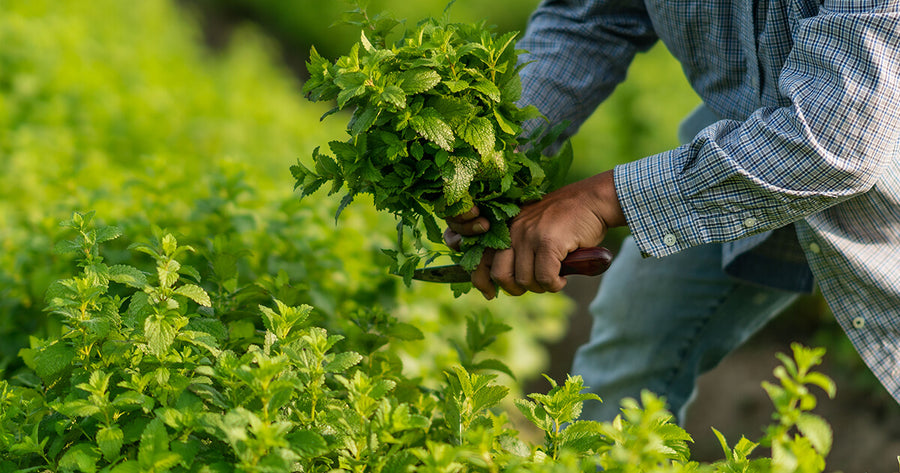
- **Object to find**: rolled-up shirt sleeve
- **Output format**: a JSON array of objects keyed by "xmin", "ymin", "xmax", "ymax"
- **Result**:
[
  {"xmin": 617, "ymin": 4, "xmax": 900, "ymax": 258},
  {"xmin": 517, "ymin": 0, "xmax": 658, "ymax": 139}
]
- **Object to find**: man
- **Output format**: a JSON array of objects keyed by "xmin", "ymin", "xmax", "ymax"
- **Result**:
[{"xmin": 445, "ymin": 0, "xmax": 900, "ymax": 423}]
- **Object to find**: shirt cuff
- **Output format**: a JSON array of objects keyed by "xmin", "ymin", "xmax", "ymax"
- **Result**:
[{"xmin": 614, "ymin": 149, "xmax": 707, "ymax": 258}]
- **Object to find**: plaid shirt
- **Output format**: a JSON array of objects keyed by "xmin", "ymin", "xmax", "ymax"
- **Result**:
[{"xmin": 518, "ymin": 0, "xmax": 900, "ymax": 404}]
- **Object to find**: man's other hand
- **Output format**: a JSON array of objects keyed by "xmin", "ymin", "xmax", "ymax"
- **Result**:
[{"xmin": 443, "ymin": 206, "xmax": 491, "ymax": 250}]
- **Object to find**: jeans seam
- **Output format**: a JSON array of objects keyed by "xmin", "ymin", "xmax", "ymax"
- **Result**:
[{"xmin": 659, "ymin": 281, "xmax": 741, "ymax": 399}]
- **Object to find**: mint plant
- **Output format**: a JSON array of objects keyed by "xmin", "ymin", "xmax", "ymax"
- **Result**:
[
  {"xmin": 293, "ymin": 1, "xmax": 573, "ymax": 284},
  {"xmin": 0, "ymin": 215, "xmax": 844, "ymax": 472}
]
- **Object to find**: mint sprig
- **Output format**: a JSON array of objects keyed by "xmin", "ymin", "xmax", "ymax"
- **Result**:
[{"xmin": 293, "ymin": 3, "xmax": 572, "ymax": 288}]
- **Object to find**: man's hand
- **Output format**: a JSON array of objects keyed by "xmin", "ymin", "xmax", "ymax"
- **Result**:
[{"xmin": 444, "ymin": 170, "xmax": 626, "ymax": 299}]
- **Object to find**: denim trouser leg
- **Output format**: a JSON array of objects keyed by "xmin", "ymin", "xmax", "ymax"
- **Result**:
[{"xmin": 571, "ymin": 236, "xmax": 801, "ymax": 424}]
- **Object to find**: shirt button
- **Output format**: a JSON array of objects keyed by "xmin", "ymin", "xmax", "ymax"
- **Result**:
[
  {"xmin": 809, "ymin": 242, "xmax": 821, "ymax": 254},
  {"xmin": 663, "ymin": 234, "xmax": 677, "ymax": 246},
  {"xmin": 743, "ymin": 217, "xmax": 758, "ymax": 228},
  {"xmin": 852, "ymin": 317, "xmax": 865, "ymax": 329}
]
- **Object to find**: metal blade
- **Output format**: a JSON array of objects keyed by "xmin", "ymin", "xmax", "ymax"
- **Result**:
[{"xmin": 412, "ymin": 264, "xmax": 472, "ymax": 283}]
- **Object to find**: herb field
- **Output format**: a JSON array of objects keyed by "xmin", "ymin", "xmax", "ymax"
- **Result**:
[{"xmin": 0, "ymin": 0, "xmax": 881, "ymax": 471}]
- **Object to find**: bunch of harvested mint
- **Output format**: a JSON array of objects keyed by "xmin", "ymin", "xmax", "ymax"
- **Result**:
[{"xmin": 292, "ymin": 3, "xmax": 571, "ymax": 288}]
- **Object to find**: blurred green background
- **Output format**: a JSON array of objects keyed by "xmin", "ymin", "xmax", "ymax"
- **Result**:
[{"xmin": 1, "ymin": 0, "xmax": 897, "ymax": 469}]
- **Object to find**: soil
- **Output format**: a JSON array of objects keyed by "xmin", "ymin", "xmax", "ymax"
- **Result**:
[{"xmin": 527, "ymin": 275, "xmax": 900, "ymax": 472}]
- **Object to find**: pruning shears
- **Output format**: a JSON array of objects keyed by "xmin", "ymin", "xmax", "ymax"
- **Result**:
[{"xmin": 409, "ymin": 246, "xmax": 614, "ymax": 283}]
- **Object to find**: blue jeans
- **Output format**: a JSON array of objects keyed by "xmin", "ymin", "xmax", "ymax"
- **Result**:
[{"xmin": 571, "ymin": 236, "xmax": 801, "ymax": 424}]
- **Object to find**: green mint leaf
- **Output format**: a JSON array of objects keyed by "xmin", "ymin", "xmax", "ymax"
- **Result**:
[
  {"xmin": 514, "ymin": 398, "xmax": 552, "ymax": 432},
  {"xmin": 178, "ymin": 330, "xmax": 220, "ymax": 356},
  {"xmin": 420, "ymin": 212, "xmax": 444, "ymax": 244},
  {"xmin": 53, "ymin": 238, "xmax": 83, "ymax": 255},
  {"xmin": 109, "ymin": 264, "xmax": 148, "ymax": 289},
  {"xmin": 178, "ymin": 264, "xmax": 202, "ymax": 283},
  {"xmin": 187, "ymin": 317, "xmax": 227, "ymax": 342},
  {"xmin": 288, "ymin": 430, "xmax": 329, "ymax": 458},
  {"xmin": 160, "ymin": 233, "xmax": 178, "ymax": 256},
  {"xmin": 291, "ymin": 160, "xmax": 323, "ymax": 197},
  {"xmin": 513, "ymin": 104, "xmax": 543, "ymax": 122},
  {"xmin": 656, "ymin": 422, "xmax": 694, "ymax": 462},
  {"xmin": 360, "ymin": 29, "xmax": 375, "ymax": 51},
  {"xmin": 31, "ymin": 340, "xmax": 74, "ymax": 382},
  {"xmin": 174, "ymin": 284, "xmax": 211, "ymax": 307},
  {"xmin": 329, "ymin": 140, "xmax": 358, "ymax": 166},
  {"xmin": 138, "ymin": 419, "xmax": 181, "ymax": 471},
  {"xmin": 145, "ymin": 315, "xmax": 178, "ymax": 357},
  {"xmin": 95, "ymin": 225, "xmax": 123, "ymax": 243},
  {"xmin": 170, "ymin": 438, "xmax": 200, "ymax": 468},
  {"xmin": 459, "ymin": 246, "xmax": 484, "ymax": 272},
  {"xmin": 802, "ymin": 372, "xmax": 837, "ymax": 399},
  {"xmin": 55, "ymin": 399, "xmax": 102, "ymax": 418},
  {"xmin": 325, "ymin": 351, "xmax": 363, "ymax": 373},
  {"xmin": 711, "ymin": 427, "xmax": 732, "ymax": 459},
  {"xmin": 472, "ymin": 358, "xmax": 515, "ymax": 379},
  {"xmin": 490, "ymin": 201, "xmax": 520, "ymax": 220},
  {"xmin": 336, "ymin": 193, "xmax": 355, "ymax": 222},
  {"xmin": 59, "ymin": 443, "xmax": 100, "ymax": 473},
  {"xmin": 796, "ymin": 413, "xmax": 833, "ymax": 455},
  {"xmin": 451, "ymin": 281, "xmax": 473, "ymax": 297},
  {"xmin": 558, "ymin": 421, "xmax": 606, "ymax": 454},
  {"xmin": 383, "ymin": 450, "xmax": 418, "ymax": 473},
  {"xmin": 320, "ymin": 105, "xmax": 341, "ymax": 121},
  {"xmin": 442, "ymin": 156, "xmax": 479, "ymax": 205},
  {"xmin": 399, "ymin": 68, "xmax": 441, "ymax": 94},
  {"xmin": 304, "ymin": 46, "xmax": 339, "ymax": 102},
  {"xmin": 410, "ymin": 107, "xmax": 454, "ymax": 151},
  {"xmin": 733, "ymin": 437, "xmax": 760, "ymax": 459},
  {"xmin": 443, "ymin": 79, "xmax": 469, "ymax": 93},
  {"xmin": 312, "ymin": 147, "xmax": 342, "ymax": 186},
  {"xmin": 381, "ymin": 85, "xmax": 407, "ymax": 109},
  {"xmin": 8, "ymin": 436, "xmax": 45, "ymax": 457},
  {"xmin": 459, "ymin": 116, "xmax": 495, "ymax": 157},
  {"xmin": 478, "ymin": 149, "xmax": 507, "ymax": 179},
  {"xmin": 334, "ymin": 68, "xmax": 365, "ymax": 89},
  {"xmin": 480, "ymin": 223, "xmax": 511, "ymax": 250},
  {"xmin": 108, "ymin": 461, "xmax": 141, "ymax": 473},
  {"xmin": 493, "ymin": 31, "xmax": 519, "ymax": 58},
  {"xmin": 492, "ymin": 107, "xmax": 519, "ymax": 135},
  {"xmin": 386, "ymin": 322, "xmax": 425, "ymax": 341},
  {"xmin": 431, "ymin": 96, "xmax": 477, "ymax": 128},
  {"xmin": 471, "ymin": 79, "xmax": 501, "ymax": 102},
  {"xmin": 349, "ymin": 105, "xmax": 379, "ymax": 136},
  {"xmin": 157, "ymin": 258, "xmax": 180, "ymax": 289},
  {"xmin": 338, "ymin": 84, "xmax": 367, "ymax": 109},
  {"xmin": 97, "ymin": 425, "xmax": 124, "ymax": 460},
  {"xmin": 123, "ymin": 292, "xmax": 151, "ymax": 330},
  {"xmin": 399, "ymin": 253, "xmax": 420, "ymax": 287},
  {"xmin": 473, "ymin": 383, "xmax": 509, "ymax": 413},
  {"xmin": 375, "ymin": 131, "xmax": 408, "ymax": 162}
]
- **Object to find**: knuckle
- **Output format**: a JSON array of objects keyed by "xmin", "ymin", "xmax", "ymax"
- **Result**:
[
  {"xmin": 535, "ymin": 235, "xmax": 559, "ymax": 252},
  {"xmin": 490, "ymin": 268, "xmax": 513, "ymax": 284},
  {"xmin": 536, "ymin": 274, "xmax": 557, "ymax": 287}
]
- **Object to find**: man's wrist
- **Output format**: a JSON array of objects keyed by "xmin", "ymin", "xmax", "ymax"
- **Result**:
[{"xmin": 592, "ymin": 170, "xmax": 627, "ymax": 228}]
